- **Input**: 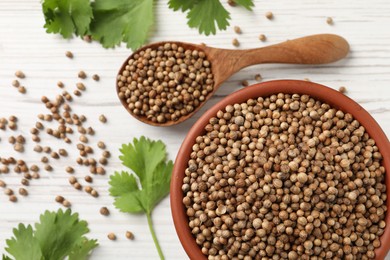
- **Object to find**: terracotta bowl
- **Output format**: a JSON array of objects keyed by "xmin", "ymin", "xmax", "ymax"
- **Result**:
[{"xmin": 171, "ymin": 80, "xmax": 390, "ymax": 260}]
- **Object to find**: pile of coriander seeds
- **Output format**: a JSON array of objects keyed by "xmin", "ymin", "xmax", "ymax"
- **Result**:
[
  {"xmin": 182, "ymin": 93, "xmax": 387, "ymax": 259},
  {"xmin": 117, "ymin": 43, "xmax": 214, "ymax": 123}
]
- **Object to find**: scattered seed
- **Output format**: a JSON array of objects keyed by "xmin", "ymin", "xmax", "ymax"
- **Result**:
[
  {"xmin": 99, "ymin": 114, "xmax": 107, "ymax": 123},
  {"xmin": 16, "ymin": 135, "xmax": 25, "ymax": 144},
  {"xmin": 327, "ymin": 17, "xmax": 334, "ymax": 25},
  {"xmin": 34, "ymin": 145, "xmax": 43, "ymax": 153},
  {"xmin": 78, "ymin": 71, "xmax": 87, "ymax": 79},
  {"xmin": 12, "ymin": 80, "xmax": 20, "ymax": 87},
  {"xmin": 9, "ymin": 116, "xmax": 17, "ymax": 122},
  {"xmin": 62, "ymin": 200, "xmax": 71, "ymax": 207},
  {"xmin": 241, "ymin": 80, "xmax": 249, "ymax": 87},
  {"xmin": 15, "ymin": 70, "xmax": 25, "ymax": 79},
  {"xmin": 92, "ymin": 74, "xmax": 100, "ymax": 81},
  {"xmin": 59, "ymin": 149, "xmax": 68, "ymax": 157},
  {"xmin": 65, "ymin": 51, "xmax": 73, "ymax": 59},
  {"xmin": 99, "ymin": 157, "xmax": 108, "ymax": 165},
  {"xmin": 0, "ymin": 180, "xmax": 6, "ymax": 187},
  {"xmin": 233, "ymin": 26, "xmax": 242, "ymax": 34},
  {"xmin": 4, "ymin": 188, "xmax": 13, "ymax": 196},
  {"xmin": 83, "ymin": 35, "xmax": 92, "ymax": 42},
  {"xmin": 9, "ymin": 195, "xmax": 17, "ymax": 202},
  {"xmin": 79, "ymin": 135, "xmax": 88, "ymax": 143},
  {"xmin": 32, "ymin": 135, "xmax": 40, "ymax": 142},
  {"xmin": 0, "ymin": 165, "xmax": 9, "ymax": 174},
  {"xmin": 55, "ymin": 195, "xmax": 65, "ymax": 203},
  {"xmin": 44, "ymin": 165, "xmax": 53, "ymax": 171},
  {"xmin": 73, "ymin": 90, "xmax": 81, "ymax": 96},
  {"xmin": 21, "ymin": 178, "xmax": 29, "ymax": 186},
  {"xmin": 265, "ymin": 11, "xmax": 274, "ymax": 20},
  {"xmin": 100, "ymin": 207, "xmax": 110, "ymax": 216},
  {"xmin": 87, "ymin": 127, "xmax": 95, "ymax": 135},
  {"xmin": 73, "ymin": 182, "xmax": 82, "ymax": 190},
  {"xmin": 108, "ymin": 233, "xmax": 116, "ymax": 241},
  {"xmin": 32, "ymin": 172, "xmax": 40, "ymax": 179},
  {"xmin": 102, "ymin": 151, "xmax": 111, "ymax": 158},
  {"xmin": 339, "ymin": 86, "xmax": 347, "ymax": 93},
  {"xmin": 97, "ymin": 141, "xmax": 106, "ymax": 149},
  {"xmin": 76, "ymin": 82, "xmax": 86, "ymax": 91},
  {"xmin": 96, "ymin": 167, "xmax": 105, "ymax": 175},
  {"xmin": 91, "ymin": 189, "xmax": 99, "ymax": 197},
  {"xmin": 259, "ymin": 34, "xmax": 267, "ymax": 42},
  {"xmin": 126, "ymin": 231, "xmax": 135, "ymax": 240},
  {"xmin": 232, "ymin": 38, "xmax": 240, "ymax": 47},
  {"xmin": 14, "ymin": 143, "xmax": 24, "ymax": 152},
  {"xmin": 84, "ymin": 186, "xmax": 93, "ymax": 193},
  {"xmin": 227, "ymin": 0, "xmax": 236, "ymax": 6},
  {"xmin": 8, "ymin": 121, "xmax": 17, "ymax": 130},
  {"xmin": 64, "ymin": 167, "xmax": 74, "ymax": 174},
  {"xmin": 57, "ymin": 81, "xmax": 64, "ymax": 88},
  {"xmin": 8, "ymin": 136, "xmax": 16, "ymax": 144},
  {"xmin": 30, "ymin": 165, "xmax": 39, "ymax": 172},
  {"xmin": 81, "ymin": 176, "xmax": 91, "ymax": 184},
  {"xmin": 51, "ymin": 151, "xmax": 59, "ymax": 159},
  {"xmin": 19, "ymin": 188, "xmax": 28, "ymax": 196},
  {"xmin": 254, "ymin": 74, "xmax": 262, "ymax": 81},
  {"xmin": 17, "ymin": 86, "xmax": 26, "ymax": 94},
  {"xmin": 68, "ymin": 176, "xmax": 77, "ymax": 185}
]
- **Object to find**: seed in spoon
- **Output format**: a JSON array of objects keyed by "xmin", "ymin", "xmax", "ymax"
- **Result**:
[{"xmin": 117, "ymin": 43, "xmax": 214, "ymax": 124}]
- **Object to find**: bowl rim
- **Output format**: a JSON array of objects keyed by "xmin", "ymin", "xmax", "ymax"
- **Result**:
[{"xmin": 170, "ymin": 79, "xmax": 390, "ymax": 260}]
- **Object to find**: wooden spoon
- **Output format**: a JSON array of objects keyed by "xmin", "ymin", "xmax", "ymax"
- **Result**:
[{"xmin": 117, "ymin": 34, "xmax": 349, "ymax": 126}]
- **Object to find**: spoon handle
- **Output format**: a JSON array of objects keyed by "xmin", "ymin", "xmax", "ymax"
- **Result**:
[{"xmin": 208, "ymin": 34, "xmax": 349, "ymax": 86}]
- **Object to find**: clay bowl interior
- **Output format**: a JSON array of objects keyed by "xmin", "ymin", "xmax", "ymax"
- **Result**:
[{"xmin": 171, "ymin": 80, "xmax": 390, "ymax": 260}]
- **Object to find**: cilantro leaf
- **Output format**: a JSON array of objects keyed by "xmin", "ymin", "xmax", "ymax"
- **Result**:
[
  {"xmin": 69, "ymin": 238, "xmax": 99, "ymax": 260},
  {"xmin": 109, "ymin": 136, "xmax": 173, "ymax": 259},
  {"xmin": 42, "ymin": 0, "xmax": 93, "ymax": 38},
  {"xmin": 5, "ymin": 224, "xmax": 43, "ymax": 260},
  {"xmin": 234, "ymin": 0, "xmax": 255, "ymax": 10},
  {"xmin": 168, "ymin": 0, "xmax": 196, "ymax": 11},
  {"xmin": 35, "ymin": 209, "xmax": 91, "ymax": 260},
  {"xmin": 2, "ymin": 209, "xmax": 97, "ymax": 260},
  {"xmin": 90, "ymin": 0, "xmax": 154, "ymax": 49}
]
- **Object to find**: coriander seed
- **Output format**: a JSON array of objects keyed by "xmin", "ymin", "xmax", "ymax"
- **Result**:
[
  {"xmin": 232, "ymin": 38, "xmax": 240, "ymax": 47},
  {"xmin": 78, "ymin": 71, "xmax": 87, "ymax": 79},
  {"xmin": 92, "ymin": 74, "xmax": 100, "ymax": 81},
  {"xmin": 99, "ymin": 114, "xmax": 107, "ymax": 123},
  {"xmin": 65, "ymin": 51, "xmax": 73, "ymax": 58},
  {"xmin": 15, "ymin": 70, "xmax": 25, "ymax": 78},
  {"xmin": 126, "ymin": 231, "xmax": 135, "ymax": 240},
  {"xmin": 265, "ymin": 11, "xmax": 274, "ymax": 19},
  {"xmin": 100, "ymin": 207, "xmax": 110, "ymax": 216},
  {"xmin": 107, "ymin": 233, "xmax": 116, "ymax": 241}
]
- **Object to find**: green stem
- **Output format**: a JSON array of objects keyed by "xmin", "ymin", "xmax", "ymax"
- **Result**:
[{"xmin": 146, "ymin": 211, "xmax": 164, "ymax": 260}]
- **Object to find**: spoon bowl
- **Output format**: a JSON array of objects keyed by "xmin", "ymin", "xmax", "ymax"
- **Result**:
[{"xmin": 117, "ymin": 34, "xmax": 350, "ymax": 126}]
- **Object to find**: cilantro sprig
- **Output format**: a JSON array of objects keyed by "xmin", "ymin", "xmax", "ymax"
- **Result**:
[
  {"xmin": 41, "ymin": 0, "xmax": 254, "ymax": 50},
  {"xmin": 109, "ymin": 136, "xmax": 173, "ymax": 260},
  {"xmin": 2, "ymin": 209, "xmax": 98, "ymax": 260}
]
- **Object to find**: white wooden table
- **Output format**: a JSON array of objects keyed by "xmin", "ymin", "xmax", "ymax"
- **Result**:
[{"xmin": 0, "ymin": 0, "xmax": 389, "ymax": 259}]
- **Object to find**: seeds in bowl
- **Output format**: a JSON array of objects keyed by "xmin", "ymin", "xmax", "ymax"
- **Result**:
[
  {"xmin": 117, "ymin": 43, "xmax": 214, "ymax": 124},
  {"xmin": 183, "ymin": 93, "xmax": 387, "ymax": 259}
]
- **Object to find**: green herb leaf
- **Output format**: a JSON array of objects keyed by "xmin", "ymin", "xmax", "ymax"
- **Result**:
[
  {"xmin": 42, "ymin": 0, "xmax": 93, "ymax": 38},
  {"xmin": 35, "ymin": 209, "xmax": 91, "ymax": 260},
  {"xmin": 3, "ymin": 209, "xmax": 97, "ymax": 260},
  {"xmin": 5, "ymin": 224, "xmax": 43, "ymax": 260},
  {"xmin": 110, "ymin": 136, "xmax": 173, "ymax": 214},
  {"xmin": 68, "ymin": 238, "xmax": 99, "ymax": 260},
  {"xmin": 90, "ymin": 0, "xmax": 154, "ymax": 49},
  {"xmin": 109, "ymin": 136, "xmax": 173, "ymax": 259},
  {"xmin": 169, "ymin": 0, "xmax": 230, "ymax": 35},
  {"xmin": 234, "ymin": 0, "xmax": 255, "ymax": 10}
]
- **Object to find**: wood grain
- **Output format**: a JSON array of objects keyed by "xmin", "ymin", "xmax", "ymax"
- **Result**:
[{"xmin": 0, "ymin": 0, "xmax": 389, "ymax": 259}]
